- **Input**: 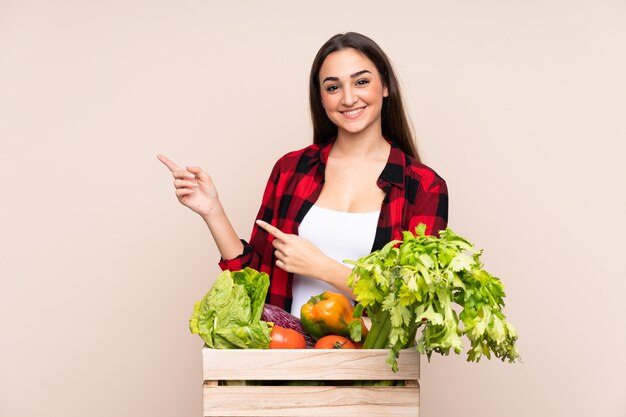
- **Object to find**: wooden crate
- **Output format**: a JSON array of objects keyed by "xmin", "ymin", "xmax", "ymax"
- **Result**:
[{"xmin": 202, "ymin": 348, "xmax": 420, "ymax": 417}]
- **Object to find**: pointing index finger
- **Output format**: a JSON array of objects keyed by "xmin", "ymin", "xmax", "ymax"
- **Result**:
[
  {"xmin": 157, "ymin": 154, "xmax": 182, "ymax": 173},
  {"xmin": 256, "ymin": 220, "xmax": 285, "ymax": 239}
]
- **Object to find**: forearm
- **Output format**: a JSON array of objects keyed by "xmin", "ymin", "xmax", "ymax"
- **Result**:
[
  {"xmin": 315, "ymin": 257, "xmax": 356, "ymax": 299},
  {"xmin": 201, "ymin": 202, "xmax": 244, "ymax": 260}
]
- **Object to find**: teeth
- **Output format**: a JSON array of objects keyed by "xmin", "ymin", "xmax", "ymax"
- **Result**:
[{"xmin": 343, "ymin": 108, "xmax": 364, "ymax": 116}]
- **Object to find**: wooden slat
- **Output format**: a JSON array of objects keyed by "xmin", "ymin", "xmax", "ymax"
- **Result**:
[
  {"xmin": 202, "ymin": 348, "xmax": 420, "ymax": 381},
  {"xmin": 203, "ymin": 385, "xmax": 419, "ymax": 417}
]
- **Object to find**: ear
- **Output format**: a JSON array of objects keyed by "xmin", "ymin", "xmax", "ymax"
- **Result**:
[{"xmin": 383, "ymin": 84, "xmax": 389, "ymax": 98}]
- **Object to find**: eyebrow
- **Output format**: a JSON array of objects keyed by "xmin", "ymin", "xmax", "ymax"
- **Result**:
[{"xmin": 322, "ymin": 69, "xmax": 372, "ymax": 84}]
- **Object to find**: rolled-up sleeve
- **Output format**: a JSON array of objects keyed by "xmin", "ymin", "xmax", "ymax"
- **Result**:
[{"xmin": 218, "ymin": 239, "xmax": 260, "ymax": 271}]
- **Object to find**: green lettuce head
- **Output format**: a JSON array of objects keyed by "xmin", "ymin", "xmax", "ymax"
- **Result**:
[{"xmin": 189, "ymin": 268, "xmax": 271, "ymax": 349}]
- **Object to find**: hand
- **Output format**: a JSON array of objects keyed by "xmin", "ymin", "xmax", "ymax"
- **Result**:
[
  {"xmin": 157, "ymin": 154, "xmax": 220, "ymax": 217},
  {"xmin": 255, "ymin": 220, "xmax": 328, "ymax": 279}
]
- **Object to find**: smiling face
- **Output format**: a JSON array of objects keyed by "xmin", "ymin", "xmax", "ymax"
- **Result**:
[{"xmin": 318, "ymin": 48, "xmax": 389, "ymax": 139}]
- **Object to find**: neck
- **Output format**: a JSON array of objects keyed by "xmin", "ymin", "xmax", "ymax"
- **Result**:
[{"xmin": 332, "ymin": 129, "xmax": 388, "ymax": 159}]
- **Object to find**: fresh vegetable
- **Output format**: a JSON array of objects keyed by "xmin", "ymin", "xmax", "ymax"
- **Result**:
[
  {"xmin": 281, "ymin": 381, "xmax": 323, "ymax": 386},
  {"xmin": 261, "ymin": 304, "xmax": 316, "ymax": 348},
  {"xmin": 218, "ymin": 380, "xmax": 260, "ymax": 386},
  {"xmin": 300, "ymin": 291, "xmax": 368, "ymax": 341},
  {"xmin": 189, "ymin": 268, "xmax": 271, "ymax": 349},
  {"xmin": 314, "ymin": 335, "xmax": 357, "ymax": 349},
  {"xmin": 352, "ymin": 380, "xmax": 398, "ymax": 386},
  {"xmin": 269, "ymin": 325, "xmax": 307, "ymax": 349},
  {"xmin": 347, "ymin": 224, "xmax": 520, "ymax": 372}
]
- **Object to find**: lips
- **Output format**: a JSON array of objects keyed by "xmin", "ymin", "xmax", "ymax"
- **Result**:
[{"xmin": 340, "ymin": 106, "xmax": 366, "ymax": 119}]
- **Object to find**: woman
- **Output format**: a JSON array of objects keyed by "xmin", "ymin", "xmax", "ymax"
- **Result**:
[{"xmin": 158, "ymin": 32, "xmax": 448, "ymax": 316}]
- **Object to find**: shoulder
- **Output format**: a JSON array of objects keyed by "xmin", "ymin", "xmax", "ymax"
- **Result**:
[
  {"xmin": 271, "ymin": 143, "xmax": 323, "ymax": 172},
  {"xmin": 403, "ymin": 154, "xmax": 447, "ymax": 191}
]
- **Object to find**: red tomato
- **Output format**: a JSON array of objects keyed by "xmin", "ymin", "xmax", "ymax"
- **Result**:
[
  {"xmin": 314, "ymin": 335, "xmax": 357, "ymax": 349},
  {"xmin": 269, "ymin": 326, "xmax": 306, "ymax": 349}
]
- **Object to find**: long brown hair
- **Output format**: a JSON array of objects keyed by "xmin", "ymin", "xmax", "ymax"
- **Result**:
[{"xmin": 309, "ymin": 32, "xmax": 420, "ymax": 162}]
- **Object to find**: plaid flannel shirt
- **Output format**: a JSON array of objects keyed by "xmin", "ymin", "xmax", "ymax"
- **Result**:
[{"xmin": 219, "ymin": 139, "xmax": 448, "ymax": 311}]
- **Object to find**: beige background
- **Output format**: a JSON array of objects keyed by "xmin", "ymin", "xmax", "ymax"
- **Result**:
[{"xmin": 1, "ymin": 0, "xmax": 625, "ymax": 416}]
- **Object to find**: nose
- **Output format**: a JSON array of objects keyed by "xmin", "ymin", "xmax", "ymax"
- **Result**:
[{"xmin": 341, "ymin": 87, "xmax": 358, "ymax": 107}]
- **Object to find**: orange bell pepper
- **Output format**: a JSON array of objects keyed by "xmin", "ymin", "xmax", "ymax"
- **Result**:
[{"xmin": 300, "ymin": 291, "xmax": 369, "ymax": 341}]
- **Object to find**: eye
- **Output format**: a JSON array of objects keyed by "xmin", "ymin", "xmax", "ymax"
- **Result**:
[
  {"xmin": 325, "ymin": 84, "xmax": 340, "ymax": 92},
  {"xmin": 356, "ymin": 79, "xmax": 370, "ymax": 87}
]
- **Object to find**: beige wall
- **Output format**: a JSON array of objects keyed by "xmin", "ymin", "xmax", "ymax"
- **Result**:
[{"xmin": 1, "ymin": 1, "xmax": 625, "ymax": 416}]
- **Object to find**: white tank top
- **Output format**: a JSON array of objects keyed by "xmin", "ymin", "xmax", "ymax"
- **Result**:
[{"xmin": 290, "ymin": 205, "xmax": 380, "ymax": 317}]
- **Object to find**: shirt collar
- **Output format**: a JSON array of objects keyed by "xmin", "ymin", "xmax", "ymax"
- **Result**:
[
  {"xmin": 379, "ymin": 140, "xmax": 406, "ymax": 189},
  {"xmin": 309, "ymin": 138, "xmax": 406, "ymax": 189}
]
